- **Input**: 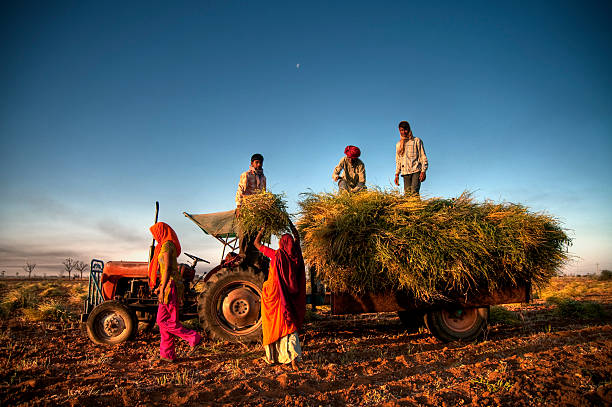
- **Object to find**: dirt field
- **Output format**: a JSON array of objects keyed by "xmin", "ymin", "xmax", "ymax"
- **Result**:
[{"xmin": 1, "ymin": 277, "xmax": 611, "ymax": 406}]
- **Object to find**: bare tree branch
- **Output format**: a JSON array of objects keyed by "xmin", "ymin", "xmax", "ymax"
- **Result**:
[
  {"xmin": 62, "ymin": 258, "xmax": 77, "ymax": 280},
  {"xmin": 75, "ymin": 261, "xmax": 89, "ymax": 280},
  {"xmin": 23, "ymin": 261, "xmax": 36, "ymax": 279}
]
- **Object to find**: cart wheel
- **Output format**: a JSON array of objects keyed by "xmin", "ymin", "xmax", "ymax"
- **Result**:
[
  {"xmin": 86, "ymin": 301, "xmax": 137, "ymax": 345},
  {"xmin": 198, "ymin": 268, "xmax": 264, "ymax": 342},
  {"xmin": 397, "ymin": 310, "xmax": 425, "ymax": 333},
  {"xmin": 425, "ymin": 306, "xmax": 488, "ymax": 343}
]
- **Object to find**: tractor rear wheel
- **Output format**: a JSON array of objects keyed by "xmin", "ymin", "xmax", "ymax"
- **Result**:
[
  {"xmin": 198, "ymin": 268, "xmax": 264, "ymax": 342},
  {"xmin": 425, "ymin": 306, "xmax": 488, "ymax": 343},
  {"xmin": 86, "ymin": 301, "xmax": 137, "ymax": 345}
]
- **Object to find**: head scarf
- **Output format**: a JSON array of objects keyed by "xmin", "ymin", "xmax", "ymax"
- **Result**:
[
  {"xmin": 273, "ymin": 233, "xmax": 307, "ymax": 329},
  {"xmin": 398, "ymin": 121, "xmax": 413, "ymax": 156},
  {"xmin": 248, "ymin": 164, "xmax": 265, "ymax": 189},
  {"xmin": 344, "ymin": 145, "xmax": 361, "ymax": 159},
  {"xmin": 148, "ymin": 222, "xmax": 182, "ymax": 289}
]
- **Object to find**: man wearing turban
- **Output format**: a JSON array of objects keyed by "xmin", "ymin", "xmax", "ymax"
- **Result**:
[{"xmin": 332, "ymin": 145, "xmax": 366, "ymax": 193}]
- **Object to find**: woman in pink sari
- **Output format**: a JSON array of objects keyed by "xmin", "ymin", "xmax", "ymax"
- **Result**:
[{"xmin": 148, "ymin": 222, "xmax": 202, "ymax": 362}]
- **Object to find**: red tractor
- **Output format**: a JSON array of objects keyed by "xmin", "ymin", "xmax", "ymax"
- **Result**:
[
  {"xmin": 82, "ymin": 206, "xmax": 533, "ymax": 345},
  {"xmin": 81, "ymin": 208, "xmax": 267, "ymax": 345}
]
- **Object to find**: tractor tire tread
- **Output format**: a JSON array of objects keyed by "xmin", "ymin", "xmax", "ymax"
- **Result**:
[{"xmin": 198, "ymin": 267, "xmax": 264, "ymax": 343}]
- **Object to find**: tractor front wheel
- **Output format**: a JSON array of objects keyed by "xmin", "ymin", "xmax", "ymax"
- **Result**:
[
  {"xmin": 86, "ymin": 301, "xmax": 137, "ymax": 345},
  {"xmin": 198, "ymin": 268, "xmax": 264, "ymax": 342}
]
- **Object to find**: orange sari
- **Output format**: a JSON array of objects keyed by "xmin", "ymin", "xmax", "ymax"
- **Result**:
[{"xmin": 258, "ymin": 234, "xmax": 306, "ymax": 346}]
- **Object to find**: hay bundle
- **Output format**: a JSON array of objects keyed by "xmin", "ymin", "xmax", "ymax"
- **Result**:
[
  {"xmin": 237, "ymin": 191, "xmax": 290, "ymax": 237},
  {"xmin": 298, "ymin": 190, "xmax": 571, "ymax": 300}
]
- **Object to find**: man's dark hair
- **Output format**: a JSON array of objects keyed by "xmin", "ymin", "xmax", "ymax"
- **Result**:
[
  {"xmin": 398, "ymin": 121, "xmax": 411, "ymax": 131},
  {"xmin": 251, "ymin": 153, "xmax": 264, "ymax": 163}
]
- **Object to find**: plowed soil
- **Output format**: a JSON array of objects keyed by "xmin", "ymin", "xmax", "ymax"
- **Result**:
[{"xmin": 1, "ymin": 277, "xmax": 611, "ymax": 406}]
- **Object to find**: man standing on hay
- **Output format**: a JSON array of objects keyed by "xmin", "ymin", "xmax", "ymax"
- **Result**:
[
  {"xmin": 332, "ymin": 145, "xmax": 366, "ymax": 193},
  {"xmin": 235, "ymin": 153, "xmax": 267, "ymax": 265},
  {"xmin": 394, "ymin": 121, "xmax": 428, "ymax": 196}
]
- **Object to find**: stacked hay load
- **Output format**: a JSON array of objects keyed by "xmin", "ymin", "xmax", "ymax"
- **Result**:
[
  {"xmin": 237, "ymin": 191, "xmax": 291, "ymax": 239},
  {"xmin": 297, "ymin": 190, "xmax": 570, "ymax": 301}
]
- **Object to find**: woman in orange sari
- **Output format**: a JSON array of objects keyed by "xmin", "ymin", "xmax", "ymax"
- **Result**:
[
  {"xmin": 254, "ymin": 220, "xmax": 306, "ymax": 370},
  {"xmin": 149, "ymin": 222, "xmax": 202, "ymax": 362}
]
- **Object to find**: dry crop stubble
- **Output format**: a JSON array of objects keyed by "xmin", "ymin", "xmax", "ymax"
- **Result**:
[{"xmin": 0, "ymin": 277, "xmax": 611, "ymax": 406}]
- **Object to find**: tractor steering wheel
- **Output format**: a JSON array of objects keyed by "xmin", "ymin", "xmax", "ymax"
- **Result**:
[{"xmin": 184, "ymin": 252, "xmax": 210, "ymax": 266}]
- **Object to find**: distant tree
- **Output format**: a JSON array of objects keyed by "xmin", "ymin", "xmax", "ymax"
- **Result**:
[
  {"xmin": 600, "ymin": 270, "xmax": 612, "ymax": 281},
  {"xmin": 1, "ymin": 270, "xmax": 5, "ymax": 278},
  {"xmin": 16, "ymin": 271, "xmax": 19, "ymax": 278},
  {"xmin": 62, "ymin": 258, "xmax": 77, "ymax": 280},
  {"xmin": 75, "ymin": 261, "xmax": 89, "ymax": 280},
  {"xmin": 23, "ymin": 261, "xmax": 36, "ymax": 279}
]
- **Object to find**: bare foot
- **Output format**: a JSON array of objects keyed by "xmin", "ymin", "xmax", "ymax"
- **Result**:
[{"xmin": 291, "ymin": 359, "xmax": 300, "ymax": 371}]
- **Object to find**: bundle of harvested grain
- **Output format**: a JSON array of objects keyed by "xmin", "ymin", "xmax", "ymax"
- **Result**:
[
  {"xmin": 237, "ymin": 191, "xmax": 291, "ymax": 237},
  {"xmin": 297, "ymin": 190, "xmax": 571, "ymax": 300}
]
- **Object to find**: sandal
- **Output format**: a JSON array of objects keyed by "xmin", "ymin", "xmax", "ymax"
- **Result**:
[
  {"xmin": 186, "ymin": 339, "xmax": 203, "ymax": 356},
  {"xmin": 159, "ymin": 356, "xmax": 175, "ymax": 363}
]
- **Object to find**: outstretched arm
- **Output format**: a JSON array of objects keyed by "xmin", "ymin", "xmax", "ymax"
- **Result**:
[
  {"xmin": 254, "ymin": 228, "xmax": 265, "ymax": 250},
  {"xmin": 289, "ymin": 219, "xmax": 300, "ymax": 245}
]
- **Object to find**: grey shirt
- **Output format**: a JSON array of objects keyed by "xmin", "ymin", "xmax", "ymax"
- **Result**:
[{"xmin": 333, "ymin": 157, "xmax": 366, "ymax": 189}]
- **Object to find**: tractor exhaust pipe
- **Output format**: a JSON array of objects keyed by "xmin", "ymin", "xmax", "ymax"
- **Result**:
[{"xmin": 148, "ymin": 201, "xmax": 160, "ymax": 263}]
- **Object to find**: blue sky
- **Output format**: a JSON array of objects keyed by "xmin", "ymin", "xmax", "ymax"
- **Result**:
[{"xmin": 1, "ymin": 1, "xmax": 611, "ymax": 276}]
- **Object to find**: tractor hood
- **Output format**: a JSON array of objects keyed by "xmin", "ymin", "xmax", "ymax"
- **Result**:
[
  {"xmin": 103, "ymin": 261, "xmax": 148, "ymax": 277},
  {"xmin": 101, "ymin": 261, "xmax": 148, "ymax": 300}
]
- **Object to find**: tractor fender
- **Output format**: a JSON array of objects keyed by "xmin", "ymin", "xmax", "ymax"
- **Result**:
[
  {"xmin": 202, "ymin": 259, "xmax": 267, "ymax": 285},
  {"xmin": 202, "ymin": 264, "xmax": 225, "ymax": 283}
]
